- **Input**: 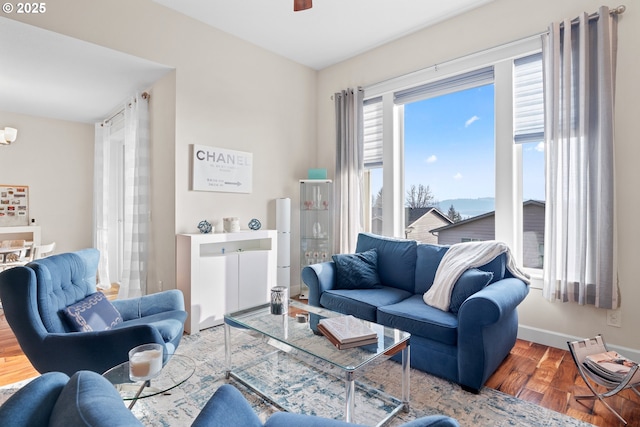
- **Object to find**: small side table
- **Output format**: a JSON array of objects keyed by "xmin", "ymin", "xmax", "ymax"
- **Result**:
[{"xmin": 102, "ymin": 354, "xmax": 195, "ymax": 409}]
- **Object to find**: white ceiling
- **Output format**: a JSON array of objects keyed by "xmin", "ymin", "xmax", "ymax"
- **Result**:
[
  {"xmin": 1, "ymin": 0, "xmax": 493, "ymax": 124},
  {"xmin": 154, "ymin": 0, "xmax": 494, "ymax": 70},
  {"xmin": 0, "ymin": 17, "xmax": 172, "ymax": 124}
]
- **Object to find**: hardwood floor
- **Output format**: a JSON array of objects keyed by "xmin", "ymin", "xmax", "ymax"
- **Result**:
[{"xmin": 1, "ymin": 297, "xmax": 639, "ymax": 425}]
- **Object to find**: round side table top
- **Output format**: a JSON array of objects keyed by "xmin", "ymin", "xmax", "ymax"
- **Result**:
[{"xmin": 102, "ymin": 354, "xmax": 195, "ymax": 401}]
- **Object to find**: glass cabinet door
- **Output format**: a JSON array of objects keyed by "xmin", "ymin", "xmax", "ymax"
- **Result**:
[{"xmin": 299, "ymin": 179, "xmax": 333, "ymax": 299}]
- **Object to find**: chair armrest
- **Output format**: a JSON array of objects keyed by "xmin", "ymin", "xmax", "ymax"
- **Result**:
[
  {"xmin": 0, "ymin": 372, "xmax": 69, "ymax": 427},
  {"xmin": 301, "ymin": 262, "xmax": 336, "ymax": 307},
  {"xmin": 112, "ymin": 289, "xmax": 185, "ymax": 320},
  {"xmin": 39, "ymin": 325, "xmax": 165, "ymax": 375},
  {"xmin": 191, "ymin": 384, "xmax": 263, "ymax": 427}
]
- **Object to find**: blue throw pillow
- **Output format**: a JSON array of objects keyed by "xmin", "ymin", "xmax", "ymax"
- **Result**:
[
  {"xmin": 332, "ymin": 249, "xmax": 382, "ymax": 290},
  {"xmin": 449, "ymin": 269, "xmax": 493, "ymax": 314},
  {"xmin": 62, "ymin": 292, "xmax": 123, "ymax": 332}
]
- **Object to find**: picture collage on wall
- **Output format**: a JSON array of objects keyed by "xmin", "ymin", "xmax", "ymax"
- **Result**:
[{"xmin": 0, "ymin": 185, "xmax": 29, "ymax": 227}]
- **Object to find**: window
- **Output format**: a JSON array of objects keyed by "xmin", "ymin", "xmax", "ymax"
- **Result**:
[
  {"xmin": 514, "ymin": 53, "xmax": 545, "ymax": 269},
  {"xmin": 362, "ymin": 37, "xmax": 544, "ymax": 270}
]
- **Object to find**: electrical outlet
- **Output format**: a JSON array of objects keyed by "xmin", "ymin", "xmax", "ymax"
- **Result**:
[{"xmin": 607, "ymin": 309, "xmax": 622, "ymax": 327}]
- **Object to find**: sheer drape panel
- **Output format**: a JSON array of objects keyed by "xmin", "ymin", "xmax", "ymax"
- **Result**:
[
  {"xmin": 119, "ymin": 93, "xmax": 150, "ymax": 299},
  {"xmin": 542, "ymin": 7, "xmax": 618, "ymax": 308},
  {"xmin": 334, "ymin": 88, "xmax": 364, "ymax": 253},
  {"xmin": 93, "ymin": 124, "xmax": 111, "ymax": 289}
]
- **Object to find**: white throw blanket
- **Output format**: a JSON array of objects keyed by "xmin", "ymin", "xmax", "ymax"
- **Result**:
[{"xmin": 423, "ymin": 241, "xmax": 530, "ymax": 311}]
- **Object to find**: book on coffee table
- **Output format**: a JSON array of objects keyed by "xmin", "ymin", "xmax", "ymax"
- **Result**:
[
  {"xmin": 317, "ymin": 315, "xmax": 378, "ymax": 349},
  {"xmin": 317, "ymin": 323, "xmax": 379, "ymax": 349}
]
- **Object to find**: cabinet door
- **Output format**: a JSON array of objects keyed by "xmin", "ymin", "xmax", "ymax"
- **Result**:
[
  {"xmin": 198, "ymin": 254, "xmax": 239, "ymax": 328},
  {"xmin": 238, "ymin": 250, "xmax": 271, "ymax": 311}
]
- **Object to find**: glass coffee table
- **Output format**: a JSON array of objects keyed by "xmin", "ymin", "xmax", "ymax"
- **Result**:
[
  {"xmin": 224, "ymin": 300, "xmax": 410, "ymax": 426},
  {"xmin": 103, "ymin": 354, "xmax": 195, "ymax": 409}
]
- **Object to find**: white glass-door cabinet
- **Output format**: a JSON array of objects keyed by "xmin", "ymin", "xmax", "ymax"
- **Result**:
[{"xmin": 299, "ymin": 179, "xmax": 333, "ymax": 299}]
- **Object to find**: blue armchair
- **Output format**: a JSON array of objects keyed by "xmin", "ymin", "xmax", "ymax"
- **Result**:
[
  {"xmin": 0, "ymin": 371, "xmax": 460, "ymax": 427},
  {"xmin": 0, "ymin": 248, "xmax": 187, "ymax": 376}
]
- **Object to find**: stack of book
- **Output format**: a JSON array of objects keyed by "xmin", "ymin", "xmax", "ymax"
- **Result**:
[
  {"xmin": 317, "ymin": 315, "xmax": 378, "ymax": 350},
  {"xmin": 583, "ymin": 350, "xmax": 638, "ymax": 382}
]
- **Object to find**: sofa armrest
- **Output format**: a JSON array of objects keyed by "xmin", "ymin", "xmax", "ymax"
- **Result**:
[
  {"xmin": 301, "ymin": 262, "xmax": 336, "ymax": 307},
  {"xmin": 456, "ymin": 278, "xmax": 529, "ymax": 391},
  {"xmin": 458, "ymin": 278, "xmax": 529, "ymax": 326},
  {"xmin": 112, "ymin": 289, "xmax": 185, "ymax": 320}
]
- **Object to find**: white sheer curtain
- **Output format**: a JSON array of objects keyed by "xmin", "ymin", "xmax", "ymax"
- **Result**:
[
  {"xmin": 334, "ymin": 88, "xmax": 364, "ymax": 253},
  {"xmin": 93, "ymin": 122, "xmax": 112, "ymax": 290},
  {"xmin": 119, "ymin": 93, "xmax": 150, "ymax": 299},
  {"xmin": 542, "ymin": 7, "xmax": 618, "ymax": 308}
]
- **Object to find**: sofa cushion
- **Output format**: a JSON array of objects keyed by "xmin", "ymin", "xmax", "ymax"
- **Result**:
[
  {"xmin": 61, "ymin": 292, "xmax": 123, "ymax": 332},
  {"xmin": 355, "ymin": 233, "xmax": 417, "ymax": 293},
  {"xmin": 415, "ymin": 243, "xmax": 449, "ymax": 294},
  {"xmin": 377, "ymin": 295, "xmax": 458, "ymax": 346},
  {"xmin": 449, "ymin": 269, "xmax": 493, "ymax": 314},
  {"xmin": 320, "ymin": 287, "xmax": 413, "ymax": 322},
  {"xmin": 477, "ymin": 253, "xmax": 506, "ymax": 284},
  {"xmin": 332, "ymin": 249, "xmax": 382, "ymax": 290}
]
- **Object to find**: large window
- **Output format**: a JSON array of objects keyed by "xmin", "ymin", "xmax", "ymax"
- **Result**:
[{"xmin": 362, "ymin": 38, "xmax": 544, "ymax": 271}]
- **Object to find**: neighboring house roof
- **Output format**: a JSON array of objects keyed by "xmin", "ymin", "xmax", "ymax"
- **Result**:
[
  {"xmin": 430, "ymin": 200, "xmax": 545, "ymax": 233},
  {"xmin": 406, "ymin": 207, "xmax": 452, "ymax": 226}
]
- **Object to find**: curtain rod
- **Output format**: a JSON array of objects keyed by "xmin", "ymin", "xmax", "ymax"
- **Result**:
[
  {"xmin": 362, "ymin": 5, "xmax": 626, "ymax": 97},
  {"xmin": 560, "ymin": 4, "xmax": 625, "ymax": 29},
  {"xmin": 102, "ymin": 91, "xmax": 150, "ymax": 125}
]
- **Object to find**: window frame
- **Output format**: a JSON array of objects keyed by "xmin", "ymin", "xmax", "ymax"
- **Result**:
[{"xmin": 362, "ymin": 36, "xmax": 543, "ymax": 280}]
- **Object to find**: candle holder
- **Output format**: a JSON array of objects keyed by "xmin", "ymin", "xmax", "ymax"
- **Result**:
[
  {"xmin": 270, "ymin": 286, "xmax": 288, "ymax": 315},
  {"xmin": 128, "ymin": 343, "xmax": 163, "ymax": 382}
]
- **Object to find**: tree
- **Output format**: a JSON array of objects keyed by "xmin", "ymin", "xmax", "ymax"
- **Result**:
[
  {"xmin": 373, "ymin": 188, "xmax": 383, "ymax": 208},
  {"xmin": 447, "ymin": 204, "xmax": 463, "ymax": 223},
  {"xmin": 405, "ymin": 184, "xmax": 436, "ymax": 208}
]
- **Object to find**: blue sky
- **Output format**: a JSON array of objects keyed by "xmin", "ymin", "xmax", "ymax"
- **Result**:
[{"xmin": 370, "ymin": 83, "xmax": 545, "ymax": 207}]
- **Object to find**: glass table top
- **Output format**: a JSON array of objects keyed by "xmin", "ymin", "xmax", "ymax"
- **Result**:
[
  {"xmin": 102, "ymin": 354, "xmax": 195, "ymax": 401},
  {"xmin": 224, "ymin": 300, "xmax": 410, "ymax": 372}
]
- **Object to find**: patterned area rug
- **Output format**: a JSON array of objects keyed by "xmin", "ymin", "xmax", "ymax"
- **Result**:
[{"xmin": 0, "ymin": 325, "xmax": 594, "ymax": 426}]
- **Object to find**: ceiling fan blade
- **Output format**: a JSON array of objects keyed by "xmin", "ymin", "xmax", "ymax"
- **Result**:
[{"xmin": 294, "ymin": 0, "xmax": 312, "ymax": 12}]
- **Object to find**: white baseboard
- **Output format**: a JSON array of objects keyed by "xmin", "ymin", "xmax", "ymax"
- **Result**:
[{"xmin": 518, "ymin": 325, "xmax": 640, "ymax": 362}]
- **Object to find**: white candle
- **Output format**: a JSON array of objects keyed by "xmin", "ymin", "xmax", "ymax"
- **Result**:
[{"xmin": 129, "ymin": 349, "xmax": 162, "ymax": 380}]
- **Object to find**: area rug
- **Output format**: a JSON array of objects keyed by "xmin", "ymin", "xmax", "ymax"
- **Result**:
[{"xmin": 0, "ymin": 325, "xmax": 594, "ymax": 427}]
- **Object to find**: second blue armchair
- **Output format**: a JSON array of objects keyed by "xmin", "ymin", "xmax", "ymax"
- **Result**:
[{"xmin": 0, "ymin": 248, "xmax": 187, "ymax": 376}]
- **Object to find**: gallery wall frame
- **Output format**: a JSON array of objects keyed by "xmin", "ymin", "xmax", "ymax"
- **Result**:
[{"xmin": 0, "ymin": 185, "xmax": 29, "ymax": 227}]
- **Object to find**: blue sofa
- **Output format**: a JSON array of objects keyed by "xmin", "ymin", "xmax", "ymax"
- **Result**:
[
  {"xmin": 302, "ymin": 233, "xmax": 529, "ymax": 392},
  {"xmin": 0, "ymin": 249, "xmax": 187, "ymax": 376},
  {"xmin": 0, "ymin": 371, "xmax": 460, "ymax": 427}
]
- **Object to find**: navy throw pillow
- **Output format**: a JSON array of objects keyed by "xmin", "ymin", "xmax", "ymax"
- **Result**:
[
  {"xmin": 449, "ymin": 269, "xmax": 493, "ymax": 314},
  {"xmin": 62, "ymin": 292, "xmax": 123, "ymax": 332},
  {"xmin": 332, "ymin": 249, "xmax": 382, "ymax": 290}
]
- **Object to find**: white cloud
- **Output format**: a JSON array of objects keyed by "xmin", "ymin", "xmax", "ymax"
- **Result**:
[
  {"xmin": 453, "ymin": 172, "xmax": 463, "ymax": 180},
  {"xmin": 535, "ymin": 141, "xmax": 545, "ymax": 152},
  {"xmin": 425, "ymin": 155, "xmax": 437, "ymax": 163},
  {"xmin": 465, "ymin": 115, "xmax": 480, "ymax": 127}
]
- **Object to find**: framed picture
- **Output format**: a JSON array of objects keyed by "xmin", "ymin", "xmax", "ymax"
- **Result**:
[
  {"xmin": 0, "ymin": 185, "xmax": 29, "ymax": 227},
  {"xmin": 191, "ymin": 145, "xmax": 253, "ymax": 193}
]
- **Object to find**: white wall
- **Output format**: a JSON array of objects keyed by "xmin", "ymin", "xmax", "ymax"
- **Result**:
[
  {"xmin": 317, "ymin": 0, "xmax": 640, "ymax": 352},
  {"xmin": 0, "ymin": 110, "xmax": 94, "ymax": 253},
  {"xmin": 8, "ymin": 0, "xmax": 317, "ymax": 294}
]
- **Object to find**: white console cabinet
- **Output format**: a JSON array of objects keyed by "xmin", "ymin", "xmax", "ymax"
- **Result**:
[{"xmin": 176, "ymin": 230, "xmax": 277, "ymax": 334}]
